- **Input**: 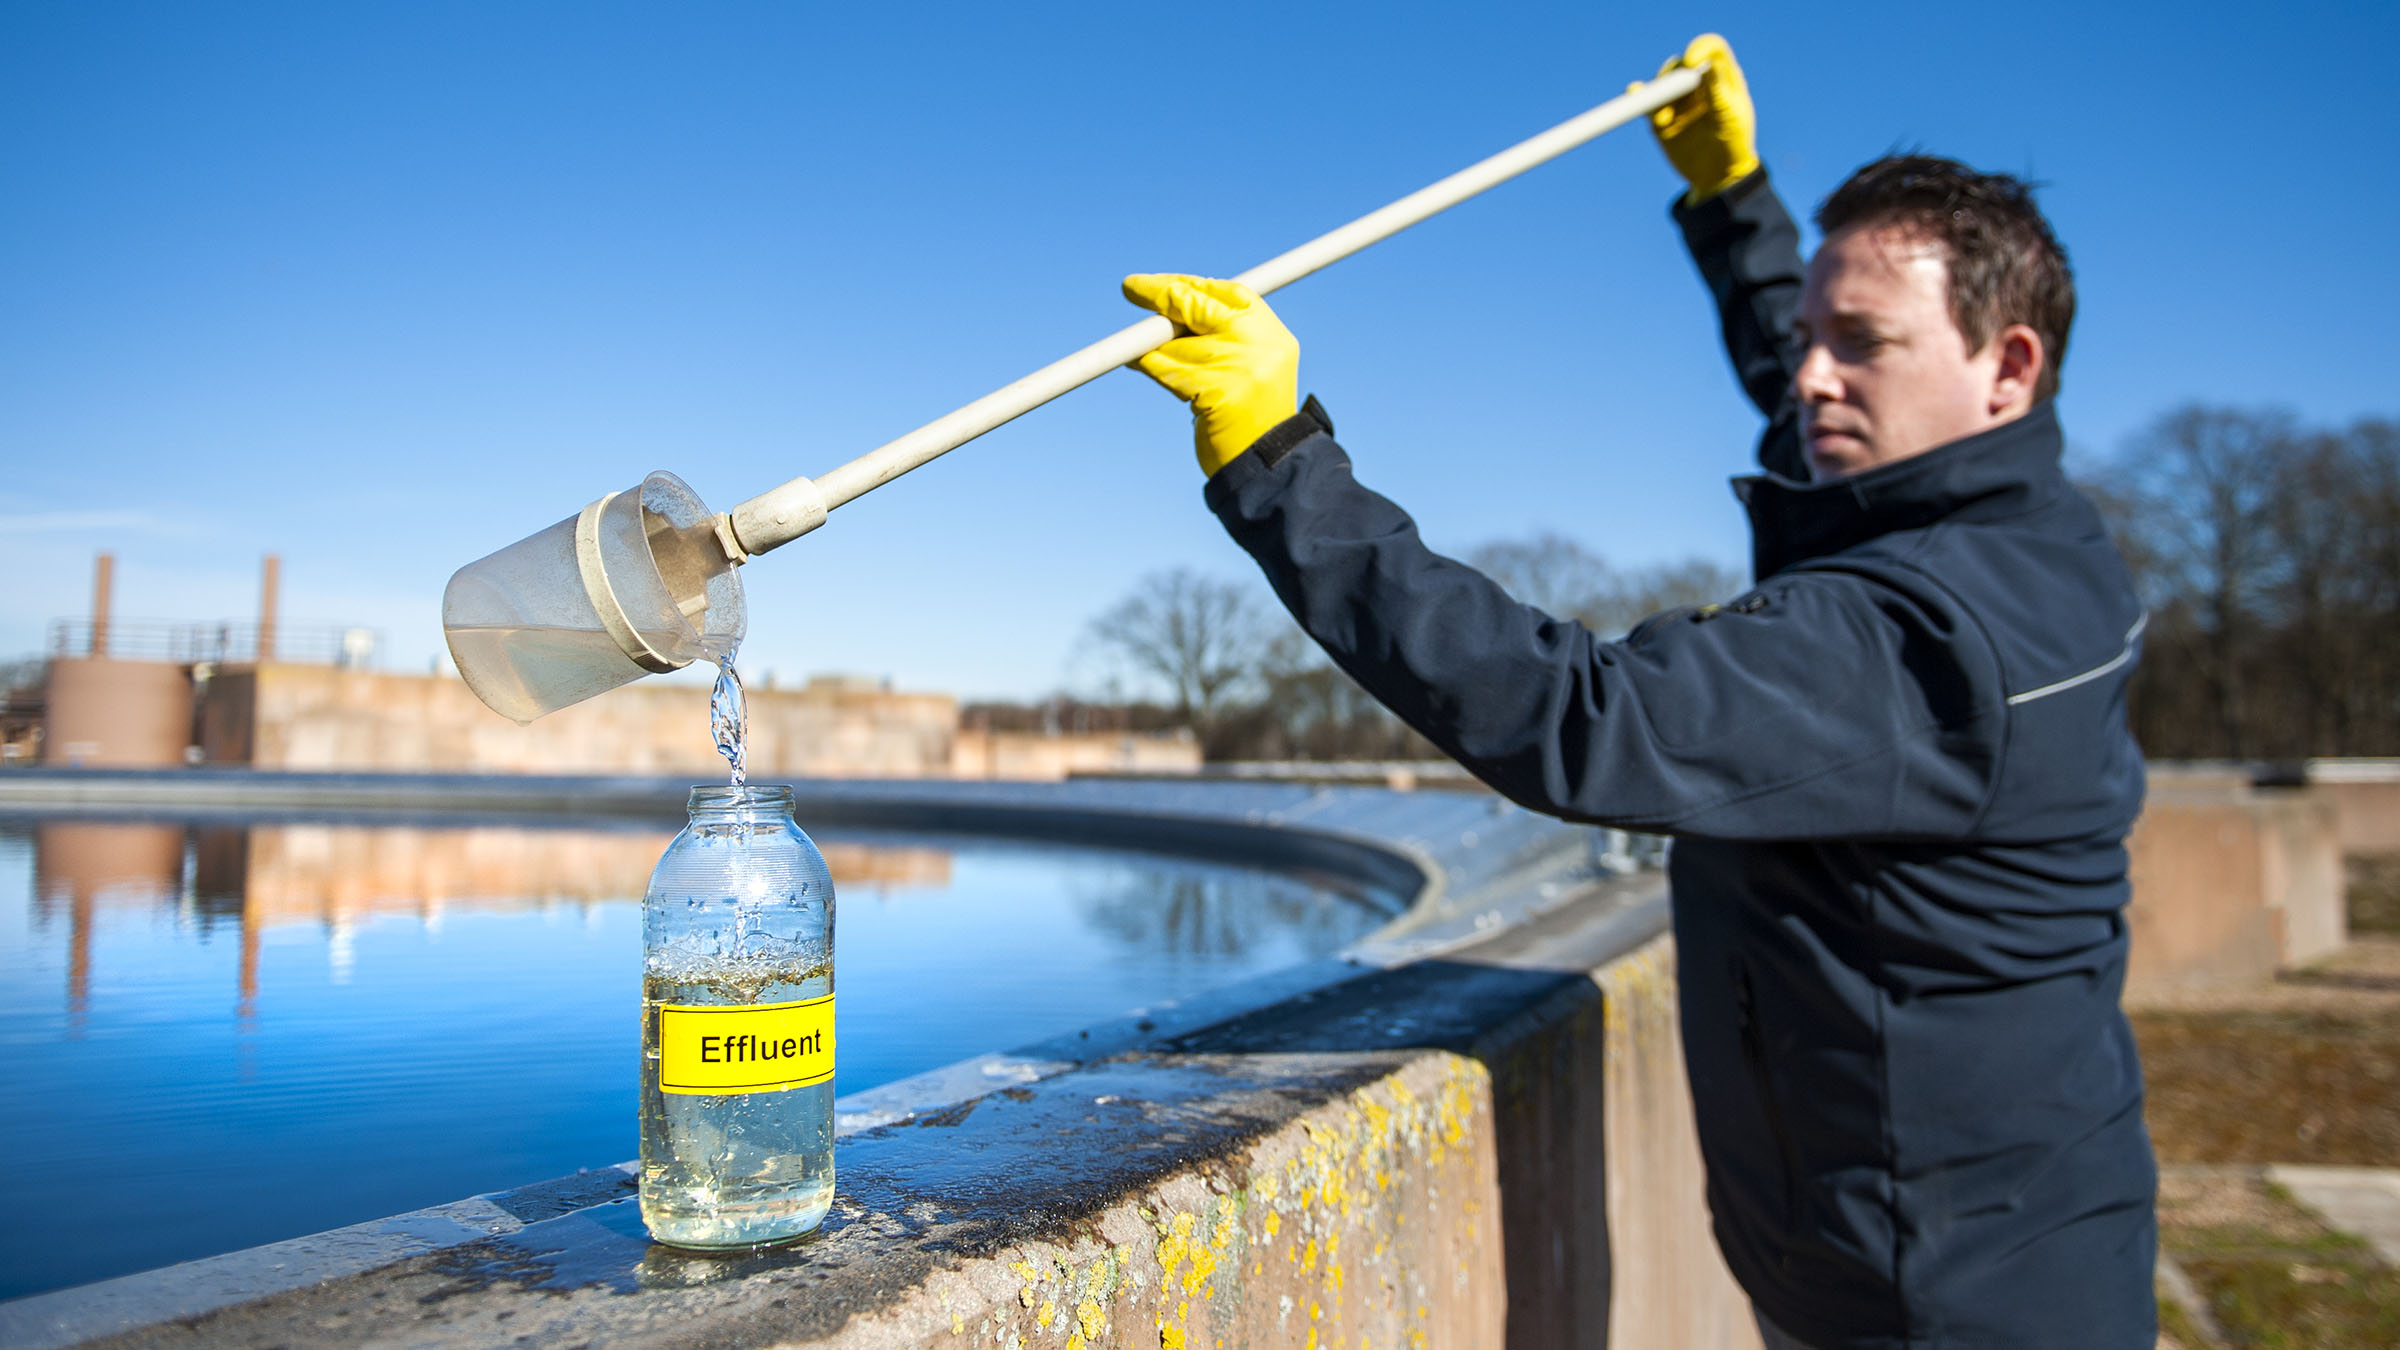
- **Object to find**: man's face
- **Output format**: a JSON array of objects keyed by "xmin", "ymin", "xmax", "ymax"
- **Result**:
[{"xmin": 1792, "ymin": 224, "xmax": 2010, "ymax": 480}]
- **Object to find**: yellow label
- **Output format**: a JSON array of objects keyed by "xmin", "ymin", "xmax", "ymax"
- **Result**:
[{"xmin": 657, "ymin": 995, "xmax": 834, "ymax": 1095}]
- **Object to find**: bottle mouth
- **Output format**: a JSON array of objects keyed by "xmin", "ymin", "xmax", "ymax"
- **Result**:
[{"xmin": 688, "ymin": 783, "xmax": 793, "ymax": 812}]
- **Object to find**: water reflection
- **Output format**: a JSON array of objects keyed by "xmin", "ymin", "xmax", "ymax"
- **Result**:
[
  {"xmin": 1071, "ymin": 870, "xmax": 1380, "ymax": 959},
  {"xmin": 27, "ymin": 820, "xmax": 953, "ymax": 1017},
  {"xmin": 31, "ymin": 823, "xmax": 184, "ymax": 1018}
]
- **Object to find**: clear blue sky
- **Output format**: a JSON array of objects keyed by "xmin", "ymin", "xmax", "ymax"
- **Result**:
[{"xmin": 4, "ymin": 1, "xmax": 2392, "ymax": 700}]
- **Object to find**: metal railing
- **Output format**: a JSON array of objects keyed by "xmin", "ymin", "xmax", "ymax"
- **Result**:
[{"xmin": 47, "ymin": 619, "xmax": 381, "ymax": 668}]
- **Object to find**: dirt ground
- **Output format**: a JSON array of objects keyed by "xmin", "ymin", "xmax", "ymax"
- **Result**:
[
  {"xmin": 2132, "ymin": 936, "xmax": 2400, "ymax": 1167},
  {"xmin": 2348, "ymin": 853, "xmax": 2400, "ymax": 936},
  {"xmin": 2137, "ymin": 854, "xmax": 2400, "ymax": 1347}
]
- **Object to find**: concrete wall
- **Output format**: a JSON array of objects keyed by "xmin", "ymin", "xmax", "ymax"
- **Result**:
[
  {"xmin": 949, "ymin": 726, "xmax": 1201, "ymax": 780},
  {"xmin": 188, "ymin": 665, "xmax": 1201, "ymax": 780},
  {"xmin": 41, "ymin": 657, "xmax": 192, "ymax": 766},
  {"xmin": 2126, "ymin": 782, "xmax": 2348, "ymax": 996},
  {"xmin": 2307, "ymin": 761, "xmax": 2400, "ymax": 855},
  {"xmin": 1478, "ymin": 938, "xmax": 1759, "ymax": 1348},
  {"xmin": 202, "ymin": 664, "xmax": 961, "ymax": 777},
  {"xmin": 2326, "ymin": 779, "xmax": 2400, "ymax": 855}
]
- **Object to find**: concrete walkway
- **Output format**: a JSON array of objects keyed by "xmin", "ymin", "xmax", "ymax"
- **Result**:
[{"xmin": 2266, "ymin": 1164, "xmax": 2400, "ymax": 1265}]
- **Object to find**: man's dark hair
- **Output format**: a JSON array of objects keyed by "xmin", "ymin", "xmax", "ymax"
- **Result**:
[{"xmin": 1815, "ymin": 155, "xmax": 2075, "ymax": 403}]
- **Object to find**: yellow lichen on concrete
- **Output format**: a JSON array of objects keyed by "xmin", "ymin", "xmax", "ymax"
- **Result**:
[
  {"xmin": 1157, "ymin": 1211, "xmax": 1195, "ymax": 1290},
  {"xmin": 1152, "ymin": 1194, "xmax": 1249, "ymax": 1350},
  {"xmin": 922, "ymin": 1052, "xmax": 1504, "ymax": 1350},
  {"xmin": 1438, "ymin": 1069, "xmax": 1474, "ymax": 1149},
  {"xmin": 1601, "ymin": 942, "xmax": 1671, "ymax": 1038},
  {"xmin": 1182, "ymin": 1243, "xmax": 1217, "ymax": 1297}
]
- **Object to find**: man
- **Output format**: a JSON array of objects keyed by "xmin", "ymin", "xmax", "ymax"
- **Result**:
[{"xmin": 1118, "ymin": 33, "xmax": 2157, "ymax": 1350}]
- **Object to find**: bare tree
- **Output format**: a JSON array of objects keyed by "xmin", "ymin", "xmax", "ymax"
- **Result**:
[
  {"xmin": 1239, "ymin": 625, "xmax": 1434, "ymax": 761},
  {"xmin": 2265, "ymin": 418, "xmax": 2400, "ymax": 755},
  {"xmin": 2085, "ymin": 406, "xmax": 2294, "ymax": 757},
  {"xmin": 1082, "ymin": 568, "xmax": 1266, "ymax": 742},
  {"xmin": 0, "ymin": 657, "xmax": 45, "ymax": 694}
]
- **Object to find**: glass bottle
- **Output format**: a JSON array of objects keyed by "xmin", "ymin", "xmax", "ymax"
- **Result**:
[{"xmin": 638, "ymin": 784, "xmax": 836, "ymax": 1248}]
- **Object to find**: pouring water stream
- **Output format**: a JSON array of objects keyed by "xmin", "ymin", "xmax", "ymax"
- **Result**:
[{"xmin": 708, "ymin": 646, "xmax": 747, "ymax": 788}]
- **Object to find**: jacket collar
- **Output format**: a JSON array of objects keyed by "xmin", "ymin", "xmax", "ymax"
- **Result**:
[{"xmin": 1734, "ymin": 401, "xmax": 2065, "ymax": 577}]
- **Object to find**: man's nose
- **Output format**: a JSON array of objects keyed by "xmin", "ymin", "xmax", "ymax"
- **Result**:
[{"xmin": 1794, "ymin": 344, "xmax": 1840, "ymax": 405}]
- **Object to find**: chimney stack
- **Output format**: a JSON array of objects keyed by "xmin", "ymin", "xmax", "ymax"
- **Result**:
[
  {"xmin": 257, "ymin": 554, "xmax": 280, "ymax": 664},
  {"xmin": 90, "ymin": 552, "xmax": 114, "ymax": 658}
]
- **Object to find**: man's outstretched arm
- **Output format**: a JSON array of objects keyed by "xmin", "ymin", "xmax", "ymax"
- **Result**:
[
  {"xmin": 1114, "ymin": 274, "xmax": 2004, "ymax": 838},
  {"xmin": 1195, "ymin": 412, "xmax": 2002, "ymax": 838}
]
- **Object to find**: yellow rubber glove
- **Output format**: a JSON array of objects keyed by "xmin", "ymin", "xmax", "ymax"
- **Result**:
[
  {"xmin": 1121, "ymin": 273, "xmax": 1299, "ymax": 477},
  {"xmin": 1641, "ymin": 33, "xmax": 1760, "ymax": 205}
]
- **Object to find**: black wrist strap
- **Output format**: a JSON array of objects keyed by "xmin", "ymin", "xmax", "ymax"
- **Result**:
[{"xmin": 1244, "ymin": 394, "xmax": 1335, "ymax": 470}]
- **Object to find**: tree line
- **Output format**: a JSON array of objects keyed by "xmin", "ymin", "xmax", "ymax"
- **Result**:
[{"xmin": 2080, "ymin": 406, "xmax": 2400, "ymax": 760}]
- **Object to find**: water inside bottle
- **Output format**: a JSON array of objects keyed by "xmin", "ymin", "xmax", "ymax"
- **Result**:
[{"xmin": 638, "ymin": 952, "xmax": 834, "ymax": 1248}]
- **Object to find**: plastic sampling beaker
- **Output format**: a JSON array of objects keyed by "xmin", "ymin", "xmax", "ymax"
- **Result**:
[{"xmin": 442, "ymin": 471, "xmax": 744, "ymax": 723}]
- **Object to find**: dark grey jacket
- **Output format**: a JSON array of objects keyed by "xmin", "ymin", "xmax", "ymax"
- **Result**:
[{"xmin": 1201, "ymin": 172, "xmax": 2157, "ymax": 1347}]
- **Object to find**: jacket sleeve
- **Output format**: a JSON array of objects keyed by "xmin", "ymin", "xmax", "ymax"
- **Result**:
[
  {"xmin": 1206, "ymin": 422, "xmax": 2008, "ymax": 841},
  {"xmin": 1674, "ymin": 171, "xmax": 1808, "ymax": 480}
]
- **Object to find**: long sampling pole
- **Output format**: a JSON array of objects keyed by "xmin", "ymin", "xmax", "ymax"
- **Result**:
[{"xmin": 719, "ymin": 65, "xmax": 1708, "ymax": 561}]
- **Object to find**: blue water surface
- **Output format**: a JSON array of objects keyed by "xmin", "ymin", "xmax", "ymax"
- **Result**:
[{"xmin": 0, "ymin": 812, "xmax": 1391, "ymax": 1301}]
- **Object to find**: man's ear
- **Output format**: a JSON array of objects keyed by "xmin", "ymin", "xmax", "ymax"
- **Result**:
[{"xmin": 1988, "ymin": 322, "xmax": 2044, "ymax": 415}]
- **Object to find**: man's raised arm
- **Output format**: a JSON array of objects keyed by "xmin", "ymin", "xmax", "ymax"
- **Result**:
[{"xmin": 1646, "ymin": 36, "xmax": 1808, "ymax": 479}]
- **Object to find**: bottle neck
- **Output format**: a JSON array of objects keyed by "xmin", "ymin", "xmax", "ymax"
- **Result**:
[{"xmin": 688, "ymin": 784, "xmax": 793, "ymax": 822}]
